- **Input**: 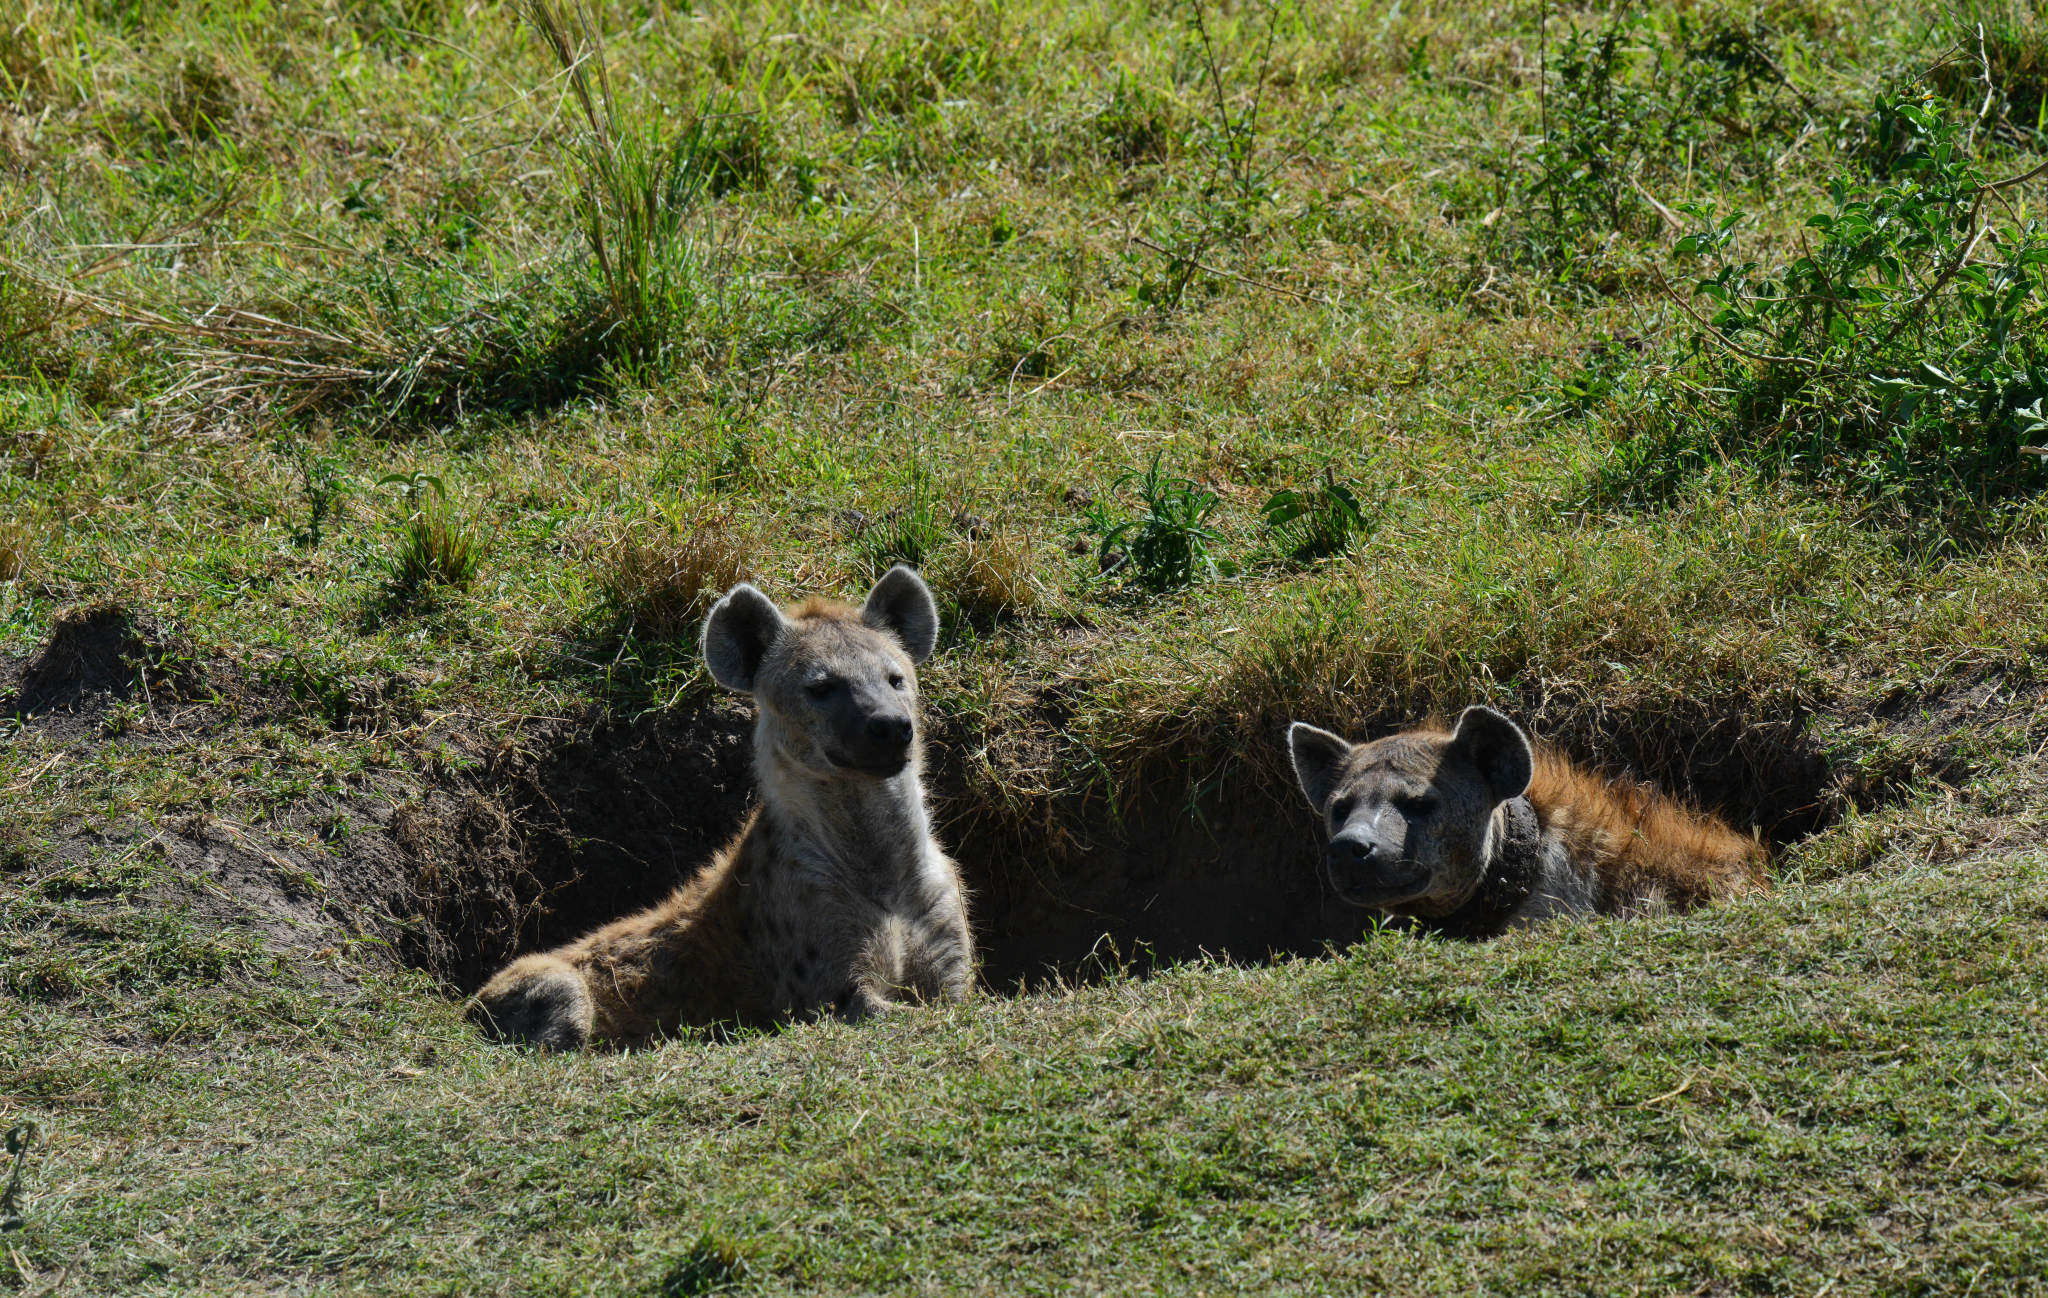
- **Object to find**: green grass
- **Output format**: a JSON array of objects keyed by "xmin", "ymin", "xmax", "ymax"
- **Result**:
[
  {"xmin": 2, "ymin": 0, "xmax": 2047, "ymax": 1288},
  {"xmin": 2, "ymin": 845, "xmax": 2045, "ymax": 1293}
]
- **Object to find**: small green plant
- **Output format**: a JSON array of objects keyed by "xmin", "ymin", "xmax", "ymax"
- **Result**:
[
  {"xmin": 659, "ymin": 1232, "xmax": 748, "ymax": 1295},
  {"xmin": 1126, "ymin": 0, "xmax": 1285, "ymax": 311},
  {"xmin": 380, "ymin": 474, "xmax": 484, "ymax": 595},
  {"xmin": 522, "ymin": 0, "xmax": 717, "ymax": 366},
  {"xmin": 1083, "ymin": 453, "xmax": 1225, "ymax": 590},
  {"xmin": 1092, "ymin": 71, "xmax": 1178, "ymax": 166},
  {"xmin": 261, "ymin": 652, "xmax": 353, "ymax": 726},
  {"xmin": 387, "ymin": 508, "xmax": 485, "ymax": 594},
  {"xmin": 1261, "ymin": 467, "xmax": 1376, "ymax": 562},
  {"xmin": 854, "ymin": 479, "xmax": 950, "ymax": 577},
  {"xmin": 281, "ymin": 437, "xmax": 348, "ymax": 547},
  {"xmin": 1498, "ymin": 13, "xmax": 1810, "ymax": 278}
]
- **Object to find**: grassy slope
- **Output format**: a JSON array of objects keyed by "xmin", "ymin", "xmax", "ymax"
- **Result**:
[
  {"xmin": 2, "ymin": 0, "xmax": 2047, "ymax": 1290},
  {"xmin": 7, "ymin": 854, "xmax": 2047, "ymax": 1294}
]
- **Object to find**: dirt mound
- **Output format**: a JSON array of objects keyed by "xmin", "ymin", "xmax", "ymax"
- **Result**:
[{"xmin": 5, "ymin": 602, "xmax": 204, "ymax": 721}]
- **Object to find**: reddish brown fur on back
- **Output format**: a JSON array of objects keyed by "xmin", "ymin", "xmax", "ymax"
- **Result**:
[{"xmin": 1526, "ymin": 748, "xmax": 1767, "ymax": 911}]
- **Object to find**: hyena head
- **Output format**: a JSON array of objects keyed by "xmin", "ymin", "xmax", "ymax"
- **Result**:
[
  {"xmin": 1286, "ymin": 706, "xmax": 1534, "ymax": 915},
  {"xmin": 702, "ymin": 565, "xmax": 940, "ymax": 778}
]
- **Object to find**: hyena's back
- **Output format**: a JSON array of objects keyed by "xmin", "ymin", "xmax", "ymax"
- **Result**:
[
  {"xmin": 469, "ymin": 814, "xmax": 777, "ymax": 1049},
  {"xmin": 1528, "ymin": 749, "xmax": 1766, "ymax": 912}
]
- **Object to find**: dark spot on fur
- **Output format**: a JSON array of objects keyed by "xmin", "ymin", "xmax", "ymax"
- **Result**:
[
  {"xmin": 792, "ymin": 959, "xmax": 808, "ymax": 979},
  {"xmin": 835, "ymin": 984, "xmax": 857, "ymax": 1011},
  {"xmin": 804, "ymin": 942, "xmax": 819, "ymax": 961}
]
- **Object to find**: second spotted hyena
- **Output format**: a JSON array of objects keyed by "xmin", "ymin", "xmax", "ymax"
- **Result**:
[
  {"xmin": 1287, "ymin": 706, "xmax": 1766, "ymax": 938},
  {"xmin": 468, "ymin": 565, "xmax": 973, "ymax": 1050}
]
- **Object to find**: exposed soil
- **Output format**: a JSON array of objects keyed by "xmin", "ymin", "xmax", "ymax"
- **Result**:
[{"xmin": 9, "ymin": 603, "xmax": 2039, "ymax": 1004}]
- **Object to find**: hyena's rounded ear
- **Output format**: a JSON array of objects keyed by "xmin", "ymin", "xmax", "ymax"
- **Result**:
[
  {"xmin": 702, "ymin": 583, "xmax": 787, "ymax": 693},
  {"xmin": 1287, "ymin": 722, "xmax": 1354, "ymax": 814},
  {"xmin": 861, "ymin": 564, "xmax": 939, "ymax": 664},
  {"xmin": 1448, "ymin": 705, "xmax": 1534, "ymax": 803}
]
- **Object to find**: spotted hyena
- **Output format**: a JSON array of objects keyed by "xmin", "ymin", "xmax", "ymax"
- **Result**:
[
  {"xmin": 468, "ymin": 565, "xmax": 974, "ymax": 1049},
  {"xmin": 1287, "ymin": 706, "xmax": 1766, "ymax": 938}
]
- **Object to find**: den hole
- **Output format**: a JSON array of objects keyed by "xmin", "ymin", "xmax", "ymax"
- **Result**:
[
  {"xmin": 375, "ymin": 694, "xmax": 1846, "ymax": 994},
  {"xmin": 1, "ymin": 607, "xmax": 1929, "ymax": 996}
]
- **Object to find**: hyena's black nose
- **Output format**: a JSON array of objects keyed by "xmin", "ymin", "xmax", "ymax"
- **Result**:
[
  {"xmin": 866, "ymin": 714, "xmax": 914, "ymax": 748},
  {"xmin": 1328, "ymin": 834, "xmax": 1377, "ymax": 866}
]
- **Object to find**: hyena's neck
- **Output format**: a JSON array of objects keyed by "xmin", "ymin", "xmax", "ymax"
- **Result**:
[
  {"xmin": 1416, "ymin": 796, "xmax": 1552, "ymax": 939},
  {"xmin": 752, "ymin": 717, "xmax": 932, "ymax": 885}
]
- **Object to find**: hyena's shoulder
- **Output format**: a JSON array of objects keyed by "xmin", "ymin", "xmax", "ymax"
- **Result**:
[{"xmin": 1526, "ymin": 749, "xmax": 1767, "ymax": 913}]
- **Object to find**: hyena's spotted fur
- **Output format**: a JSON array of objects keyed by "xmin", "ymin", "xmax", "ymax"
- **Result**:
[
  {"xmin": 468, "ymin": 565, "xmax": 973, "ymax": 1050},
  {"xmin": 1288, "ymin": 706, "xmax": 1766, "ymax": 938}
]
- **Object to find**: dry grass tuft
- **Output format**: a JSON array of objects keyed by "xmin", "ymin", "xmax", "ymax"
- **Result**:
[
  {"xmin": 0, "ymin": 520, "xmax": 29, "ymax": 581},
  {"xmin": 940, "ymin": 533, "xmax": 1046, "ymax": 619},
  {"xmin": 592, "ymin": 516, "xmax": 753, "ymax": 638},
  {"xmin": 164, "ymin": 58, "xmax": 241, "ymax": 142}
]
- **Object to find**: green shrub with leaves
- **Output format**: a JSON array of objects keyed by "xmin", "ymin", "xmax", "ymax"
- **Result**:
[
  {"xmin": 1644, "ymin": 86, "xmax": 2048, "ymax": 504},
  {"xmin": 1261, "ymin": 468, "xmax": 1377, "ymax": 563},
  {"xmin": 1496, "ymin": 12, "xmax": 1814, "ymax": 280},
  {"xmin": 1083, "ymin": 453, "xmax": 1225, "ymax": 591}
]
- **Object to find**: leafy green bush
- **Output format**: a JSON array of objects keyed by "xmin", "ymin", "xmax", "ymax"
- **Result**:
[
  {"xmin": 1494, "ymin": 13, "xmax": 1813, "ymax": 280},
  {"xmin": 1260, "ymin": 469, "xmax": 1376, "ymax": 563},
  {"xmin": 1083, "ymin": 453, "xmax": 1224, "ymax": 591},
  {"xmin": 1637, "ymin": 86, "xmax": 2048, "ymax": 505}
]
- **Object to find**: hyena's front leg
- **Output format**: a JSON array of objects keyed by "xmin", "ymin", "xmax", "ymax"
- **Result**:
[
  {"xmin": 909, "ymin": 892, "xmax": 978, "ymax": 1007},
  {"xmin": 828, "ymin": 980, "xmax": 896, "ymax": 1021},
  {"xmin": 467, "ymin": 953, "xmax": 595, "ymax": 1052},
  {"xmin": 897, "ymin": 903, "xmax": 975, "ymax": 1005}
]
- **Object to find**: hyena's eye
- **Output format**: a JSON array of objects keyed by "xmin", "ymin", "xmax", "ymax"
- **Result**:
[
  {"xmin": 1329, "ymin": 797, "xmax": 1355, "ymax": 823},
  {"xmin": 888, "ymin": 674, "xmax": 906, "ymax": 690},
  {"xmin": 804, "ymin": 679, "xmax": 838, "ymax": 700},
  {"xmin": 1397, "ymin": 796, "xmax": 1437, "ymax": 818}
]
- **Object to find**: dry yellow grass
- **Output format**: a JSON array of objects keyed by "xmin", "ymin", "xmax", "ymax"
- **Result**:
[
  {"xmin": 940, "ymin": 532, "xmax": 1046, "ymax": 619},
  {"xmin": 0, "ymin": 520, "xmax": 30, "ymax": 582},
  {"xmin": 590, "ymin": 515, "xmax": 753, "ymax": 639}
]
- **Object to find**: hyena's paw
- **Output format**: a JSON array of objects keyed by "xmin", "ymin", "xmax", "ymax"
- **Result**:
[{"xmin": 466, "ymin": 957, "xmax": 594, "ymax": 1052}]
